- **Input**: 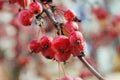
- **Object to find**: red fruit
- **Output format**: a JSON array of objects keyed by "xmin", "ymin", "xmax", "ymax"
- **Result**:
[
  {"xmin": 111, "ymin": 15, "xmax": 120, "ymax": 27},
  {"xmin": 80, "ymin": 71, "xmax": 92, "ymax": 78},
  {"xmin": 18, "ymin": 56, "xmax": 31, "ymax": 66},
  {"xmin": 41, "ymin": 47, "xmax": 56, "ymax": 59},
  {"xmin": 109, "ymin": 29, "xmax": 118, "ymax": 38},
  {"xmin": 61, "ymin": 75, "xmax": 73, "ymax": 80},
  {"xmin": 92, "ymin": 7, "xmax": 108, "ymax": 19},
  {"xmin": 17, "ymin": 0, "xmax": 30, "ymax": 8},
  {"xmin": 18, "ymin": 9, "xmax": 34, "ymax": 26},
  {"xmin": 53, "ymin": 35, "xmax": 71, "ymax": 62},
  {"xmin": 73, "ymin": 77, "xmax": 82, "ymax": 80},
  {"xmin": 29, "ymin": 39, "xmax": 41, "ymax": 53},
  {"xmin": 39, "ymin": 36, "xmax": 55, "ymax": 59},
  {"xmin": 30, "ymin": 1, "xmax": 43, "ymax": 14},
  {"xmin": 63, "ymin": 21, "xmax": 78, "ymax": 35},
  {"xmin": 0, "ymin": 0, "xmax": 4, "ymax": 10},
  {"xmin": 39, "ymin": 36, "xmax": 52, "ymax": 51},
  {"xmin": 69, "ymin": 31, "xmax": 85, "ymax": 56},
  {"xmin": 64, "ymin": 9, "xmax": 76, "ymax": 21}
]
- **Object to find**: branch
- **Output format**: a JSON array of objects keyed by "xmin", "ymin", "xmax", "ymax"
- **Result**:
[{"xmin": 78, "ymin": 52, "xmax": 105, "ymax": 80}]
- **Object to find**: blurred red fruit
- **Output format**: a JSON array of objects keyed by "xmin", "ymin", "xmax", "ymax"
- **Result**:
[
  {"xmin": 63, "ymin": 21, "xmax": 78, "ymax": 35},
  {"xmin": 92, "ymin": 7, "xmax": 108, "ymax": 20},
  {"xmin": 64, "ymin": 9, "xmax": 76, "ymax": 21},
  {"xmin": 18, "ymin": 56, "xmax": 31, "ymax": 66},
  {"xmin": 53, "ymin": 35, "xmax": 71, "ymax": 61},
  {"xmin": 30, "ymin": 1, "xmax": 43, "ymax": 14},
  {"xmin": 0, "ymin": 0, "xmax": 4, "ymax": 10},
  {"xmin": 18, "ymin": 9, "xmax": 34, "ymax": 26},
  {"xmin": 39, "ymin": 36, "xmax": 56, "ymax": 59},
  {"xmin": 69, "ymin": 31, "xmax": 85, "ymax": 56},
  {"xmin": 29, "ymin": 39, "xmax": 41, "ymax": 53}
]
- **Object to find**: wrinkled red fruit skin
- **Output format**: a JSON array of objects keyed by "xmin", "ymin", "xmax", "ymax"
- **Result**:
[
  {"xmin": 53, "ymin": 35, "xmax": 71, "ymax": 62},
  {"xmin": 69, "ymin": 31, "xmax": 85, "ymax": 56},
  {"xmin": 64, "ymin": 10, "xmax": 76, "ymax": 22},
  {"xmin": 39, "ymin": 36, "xmax": 55, "ymax": 59},
  {"xmin": 30, "ymin": 1, "xmax": 43, "ymax": 14},
  {"xmin": 18, "ymin": 9, "xmax": 34, "ymax": 26},
  {"xmin": 64, "ymin": 21, "xmax": 78, "ymax": 35}
]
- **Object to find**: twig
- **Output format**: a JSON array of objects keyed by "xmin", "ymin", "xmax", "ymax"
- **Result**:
[{"xmin": 78, "ymin": 52, "xmax": 105, "ymax": 80}]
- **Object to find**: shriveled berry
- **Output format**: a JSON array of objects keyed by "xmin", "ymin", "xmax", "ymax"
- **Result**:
[
  {"xmin": 53, "ymin": 35, "xmax": 71, "ymax": 61},
  {"xmin": 69, "ymin": 31, "xmax": 85, "ymax": 56},
  {"xmin": 17, "ymin": 0, "xmax": 30, "ymax": 8},
  {"xmin": 64, "ymin": 9, "xmax": 76, "ymax": 21},
  {"xmin": 18, "ymin": 9, "xmax": 34, "ymax": 26},
  {"xmin": 29, "ymin": 39, "xmax": 41, "ymax": 53},
  {"xmin": 30, "ymin": 1, "xmax": 43, "ymax": 14},
  {"xmin": 63, "ymin": 21, "xmax": 78, "ymax": 36}
]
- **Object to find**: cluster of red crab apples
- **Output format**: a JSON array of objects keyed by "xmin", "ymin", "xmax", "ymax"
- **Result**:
[{"xmin": 14, "ymin": 1, "xmax": 85, "ymax": 62}]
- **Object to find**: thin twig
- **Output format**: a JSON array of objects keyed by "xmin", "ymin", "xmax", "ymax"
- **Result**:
[{"xmin": 78, "ymin": 52, "xmax": 105, "ymax": 80}]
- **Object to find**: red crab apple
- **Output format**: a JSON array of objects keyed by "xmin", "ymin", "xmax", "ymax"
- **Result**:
[
  {"xmin": 39, "ymin": 36, "xmax": 55, "ymax": 59},
  {"xmin": 63, "ymin": 21, "xmax": 78, "ymax": 36},
  {"xmin": 29, "ymin": 39, "xmax": 41, "ymax": 53},
  {"xmin": 69, "ymin": 31, "xmax": 85, "ymax": 56},
  {"xmin": 30, "ymin": 1, "xmax": 43, "ymax": 14},
  {"xmin": 64, "ymin": 9, "xmax": 76, "ymax": 22},
  {"xmin": 52, "ymin": 35, "xmax": 71, "ymax": 62},
  {"xmin": 18, "ymin": 9, "xmax": 34, "ymax": 26},
  {"xmin": 17, "ymin": 0, "xmax": 30, "ymax": 8}
]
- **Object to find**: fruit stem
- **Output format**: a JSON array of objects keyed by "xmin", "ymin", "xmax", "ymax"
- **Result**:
[
  {"xmin": 39, "ymin": 0, "xmax": 62, "ymax": 35},
  {"xmin": 78, "ymin": 52, "xmax": 105, "ymax": 80}
]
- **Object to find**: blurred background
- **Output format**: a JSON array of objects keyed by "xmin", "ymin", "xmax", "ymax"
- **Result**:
[{"xmin": 0, "ymin": 0, "xmax": 120, "ymax": 80}]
